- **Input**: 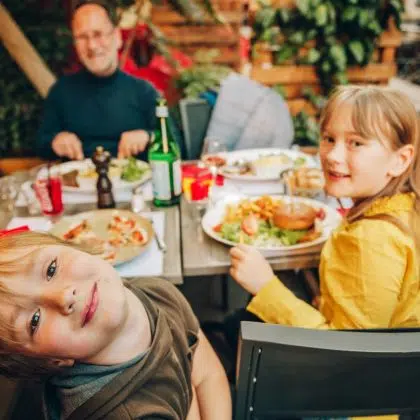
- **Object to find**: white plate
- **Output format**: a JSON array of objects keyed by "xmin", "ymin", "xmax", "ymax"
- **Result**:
[
  {"xmin": 201, "ymin": 194, "xmax": 341, "ymax": 255},
  {"xmin": 49, "ymin": 209, "xmax": 153, "ymax": 266},
  {"xmin": 58, "ymin": 159, "xmax": 151, "ymax": 193},
  {"xmin": 218, "ymin": 148, "xmax": 317, "ymax": 181}
]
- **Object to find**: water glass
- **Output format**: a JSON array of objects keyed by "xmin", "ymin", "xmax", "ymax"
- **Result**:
[
  {"xmin": 131, "ymin": 186, "xmax": 149, "ymax": 213},
  {"xmin": 201, "ymin": 137, "xmax": 228, "ymax": 173},
  {"xmin": 20, "ymin": 165, "xmax": 49, "ymax": 216},
  {"xmin": 0, "ymin": 176, "xmax": 18, "ymax": 213},
  {"xmin": 200, "ymin": 137, "xmax": 228, "ymax": 204}
]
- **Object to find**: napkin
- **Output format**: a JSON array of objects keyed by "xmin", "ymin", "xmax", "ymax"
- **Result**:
[
  {"xmin": 115, "ymin": 211, "xmax": 164, "ymax": 278},
  {"xmin": 6, "ymin": 211, "xmax": 165, "ymax": 278},
  {"xmin": 16, "ymin": 181, "xmax": 154, "ymax": 206}
]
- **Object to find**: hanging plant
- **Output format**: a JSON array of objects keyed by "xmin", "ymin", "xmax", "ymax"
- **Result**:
[
  {"xmin": 253, "ymin": 0, "xmax": 404, "ymax": 92},
  {"xmin": 174, "ymin": 49, "xmax": 231, "ymax": 98}
]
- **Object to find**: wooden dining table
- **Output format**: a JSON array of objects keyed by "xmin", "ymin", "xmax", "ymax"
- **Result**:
[
  {"xmin": 1, "ymin": 170, "xmax": 324, "ymax": 285},
  {"xmin": 0, "ymin": 164, "xmax": 326, "ymax": 420},
  {"xmin": 0, "ymin": 171, "xmax": 183, "ymax": 284}
]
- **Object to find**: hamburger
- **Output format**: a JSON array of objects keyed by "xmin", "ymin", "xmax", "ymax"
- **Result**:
[{"xmin": 273, "ymin": 202, "xmax": 318, "ymax": 231}]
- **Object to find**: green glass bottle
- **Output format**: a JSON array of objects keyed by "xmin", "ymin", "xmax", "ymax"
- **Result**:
[{"xmin": 148, "ymin": 98, "xmax": 182, "ymax": 207}]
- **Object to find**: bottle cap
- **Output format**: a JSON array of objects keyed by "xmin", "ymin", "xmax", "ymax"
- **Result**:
[
  {"xmin": 156, "ymin": 97, "xmax": 168, "ymax": 118},
  {"xmin": 156, "ymin": 106, "xmax": 168, "ymax": 118}
]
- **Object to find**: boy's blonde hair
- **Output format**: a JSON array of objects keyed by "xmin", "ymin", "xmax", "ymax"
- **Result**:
[
  {"xmin": 320, "ymin": 85, "xmax": 420, "ymax": 223},
  {"xmin": 0, "ymin": 232, "xmax": 93, "ymax": 379}
]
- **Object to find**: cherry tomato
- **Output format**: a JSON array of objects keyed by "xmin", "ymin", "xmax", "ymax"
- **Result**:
[
  {"xmin": 213, "ymin": 223, "xmax": 223, "ymax": 233},
  {"xmin": 316, "ymin": 208, "xmax": 326, "ymax": 220},
  {"xmin": 241, "ymin": 214, "xmax": 259, "ymax": 236}
]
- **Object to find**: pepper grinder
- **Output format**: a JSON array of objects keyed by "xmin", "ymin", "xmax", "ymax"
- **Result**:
[{"xmin": 92, "ymin": 146, "xmax": 115, "ymax": 209}]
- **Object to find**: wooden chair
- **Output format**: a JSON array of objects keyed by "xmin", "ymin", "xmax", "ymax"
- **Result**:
[
  {"xmin": 235, "ymin": 322, "xmax": 420, "ymax": 420},
  {"xmin": 0, "ymin": 157, "xmax": 48, "ymax": 176}
]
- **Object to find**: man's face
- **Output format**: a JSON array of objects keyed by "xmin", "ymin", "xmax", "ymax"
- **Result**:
[{"xmin": 72, "ymin": 4, "xmax": 121, "ymax": 77}]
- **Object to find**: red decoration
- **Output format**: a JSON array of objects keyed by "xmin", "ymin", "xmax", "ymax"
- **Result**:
[{"xmin": 0, "ymin": 226, "xmax": 30, "ymax": 237}]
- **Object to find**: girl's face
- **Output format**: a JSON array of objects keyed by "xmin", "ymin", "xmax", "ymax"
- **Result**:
[
  {"xmin": 319, "ymin": 104, "xmax": 398, "ymax": 200},
  {"xmin": 0, "ymin": 245, "xmax": 128, "ymax": 365}
]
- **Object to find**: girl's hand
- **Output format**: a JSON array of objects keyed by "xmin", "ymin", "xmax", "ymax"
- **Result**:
[{"xmin": 229, "ymin": 244, "xmax": 275, "ymax": 295}]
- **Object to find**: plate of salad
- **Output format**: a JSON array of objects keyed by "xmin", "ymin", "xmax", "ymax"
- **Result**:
[
  {"xmin": 59, "ymin": 157, "xmax": 151, "ymax": 193},
  {"xmin": 201, "ymin": 194, "xmax": 341, "ymax": 254}
]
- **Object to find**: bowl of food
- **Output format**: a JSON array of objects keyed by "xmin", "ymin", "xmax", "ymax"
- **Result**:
[
  {"xmin": 283, "ymin": 167, "xmax": 325, "ymax": 197},
  {"xmin": 250, "ymin": 154, "xmax": 294, "ymax": 178}
]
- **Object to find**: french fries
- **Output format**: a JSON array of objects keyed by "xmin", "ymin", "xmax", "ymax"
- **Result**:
[{"xmin": 222, "ymin": 196, "xmax": 281, "ymax": 223}]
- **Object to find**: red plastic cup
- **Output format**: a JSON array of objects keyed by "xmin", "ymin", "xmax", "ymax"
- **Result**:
[
  {"xmin": 34, "ymin": 176, "xmax": 64, "ymax": 220},
  {"xmin": 190, "ymin": 180, "xmax": 210, "ymax": 201}
]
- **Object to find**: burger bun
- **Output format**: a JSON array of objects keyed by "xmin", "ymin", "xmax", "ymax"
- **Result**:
[{"xmin": 273, "ymin": 202, "xmax": 317, "ymax": 230}]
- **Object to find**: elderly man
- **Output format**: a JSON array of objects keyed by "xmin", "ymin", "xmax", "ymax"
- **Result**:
[{"xmin": 37, "ymin": 0, "xmax": 157, "ymax": 161}]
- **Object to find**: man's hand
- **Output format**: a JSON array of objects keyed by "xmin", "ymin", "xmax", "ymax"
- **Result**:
[
  {"xmin": 118, "ymin": 130, "xmax": 149, "ymax": 159},
  {"xmin": 52, "ymin": 132, "xmax": 84, "ymax": 160},
  {"xmin": 230, "ymin": 244, "xmax": 275, "ymax": 295}
]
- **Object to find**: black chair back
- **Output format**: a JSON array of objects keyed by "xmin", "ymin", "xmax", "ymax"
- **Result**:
[
  {"xmin": 179, "ymin": 98, "xmax": 212, "ymax": 160},
  {"xmin": 235, "ymin": 322, "xmax": 420, "ymax": 420}
]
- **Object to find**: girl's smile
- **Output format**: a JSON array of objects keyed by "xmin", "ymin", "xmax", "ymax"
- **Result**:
[{"xmin": 324, "ymin": 169, "xmax": 351, "ymax": 182}]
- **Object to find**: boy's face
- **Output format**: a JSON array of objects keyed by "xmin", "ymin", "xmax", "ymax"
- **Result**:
[{"xmin": 1, "ymin": 245, "xmax": 128, "ymax": 365}]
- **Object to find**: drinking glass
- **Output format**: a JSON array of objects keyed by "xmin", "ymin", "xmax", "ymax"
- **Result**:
[
  {"xmin": 0, "ymin": 176, "xmax": 18, "ymax": 213},
  {"xmin": 200, "ymin": 137, "xmax": 228, "ymax": 174},
  {"xmin": 21, "ymin": 164, "xmax": 49, "ymax": 216},
  {"xmin": 200, "ymin": 137, "xmax": 228, "ymax": 206}
]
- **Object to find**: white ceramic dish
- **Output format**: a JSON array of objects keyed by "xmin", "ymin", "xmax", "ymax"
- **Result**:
[
  {"xmin": 49, "ymin": 209, "xmax": 153, "ymax": 266},
  {"xmin": 201, "ymin": 194, "xmax": 341, "ymax": 255},
  {"xmin": 58, "ymin": 159, "xmax": 151, "ymax": 193},
  {"xmin": 218, "ymin": 148, "xmax": 317, "ymax": 182}
]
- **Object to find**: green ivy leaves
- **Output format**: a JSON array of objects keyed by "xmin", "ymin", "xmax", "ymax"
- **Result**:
[
  {"xmin": 253, "ymin": 0, "xmax": 403, "ymax": 93},
  {"xmin": 253, "ymin": 0, "xmax": 403, "ymax": 145},
  {"xmin": 348, "ymin": 40, "xmax": 364, "ymax": 64},
  {"xmin": 174, "ymin": 61, "xmax": 231, "ymax": 98}
]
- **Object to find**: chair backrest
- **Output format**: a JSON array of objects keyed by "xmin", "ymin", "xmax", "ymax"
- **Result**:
[
  {"xmin": 235, "ymin": 322, "xmax": 420, "ymax": 420},
  {"xmin": 179, "ymin": 98, "xmax": 213, "ymax": 160}
]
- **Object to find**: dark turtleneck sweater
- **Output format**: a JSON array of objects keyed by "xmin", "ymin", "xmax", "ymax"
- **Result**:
[{"xmin": 36, "ymin": 69, "xmax": 158, "ymax": 161}]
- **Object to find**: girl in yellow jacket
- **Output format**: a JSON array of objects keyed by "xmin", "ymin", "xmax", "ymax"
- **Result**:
[{"xmin": 230, "ymin": 85, "xmax": 420, "ymax": 330}]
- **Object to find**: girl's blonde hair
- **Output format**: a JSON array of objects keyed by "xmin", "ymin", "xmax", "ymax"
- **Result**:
[
  {"xmin": 0, "ymin": 232, "xmax": 95, "ymax": 379},
  {"xmin": 320, "ymin": 85, "xmax": 420, "ymax": 223}
]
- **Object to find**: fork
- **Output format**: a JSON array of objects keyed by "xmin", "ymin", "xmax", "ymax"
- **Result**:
[{"xmin": 142, "ymin": 214, "xmax": 167, "ymax": 252}]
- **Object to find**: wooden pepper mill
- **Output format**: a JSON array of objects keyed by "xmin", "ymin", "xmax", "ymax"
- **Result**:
[{"xmin": 92, "ymin": 146, "xmax": 115, "ymax": 209}]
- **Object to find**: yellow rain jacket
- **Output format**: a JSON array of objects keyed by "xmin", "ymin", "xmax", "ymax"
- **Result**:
[{"xmin": 247, "ymin": 193, "xmax": 420, "ymax": 329}]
